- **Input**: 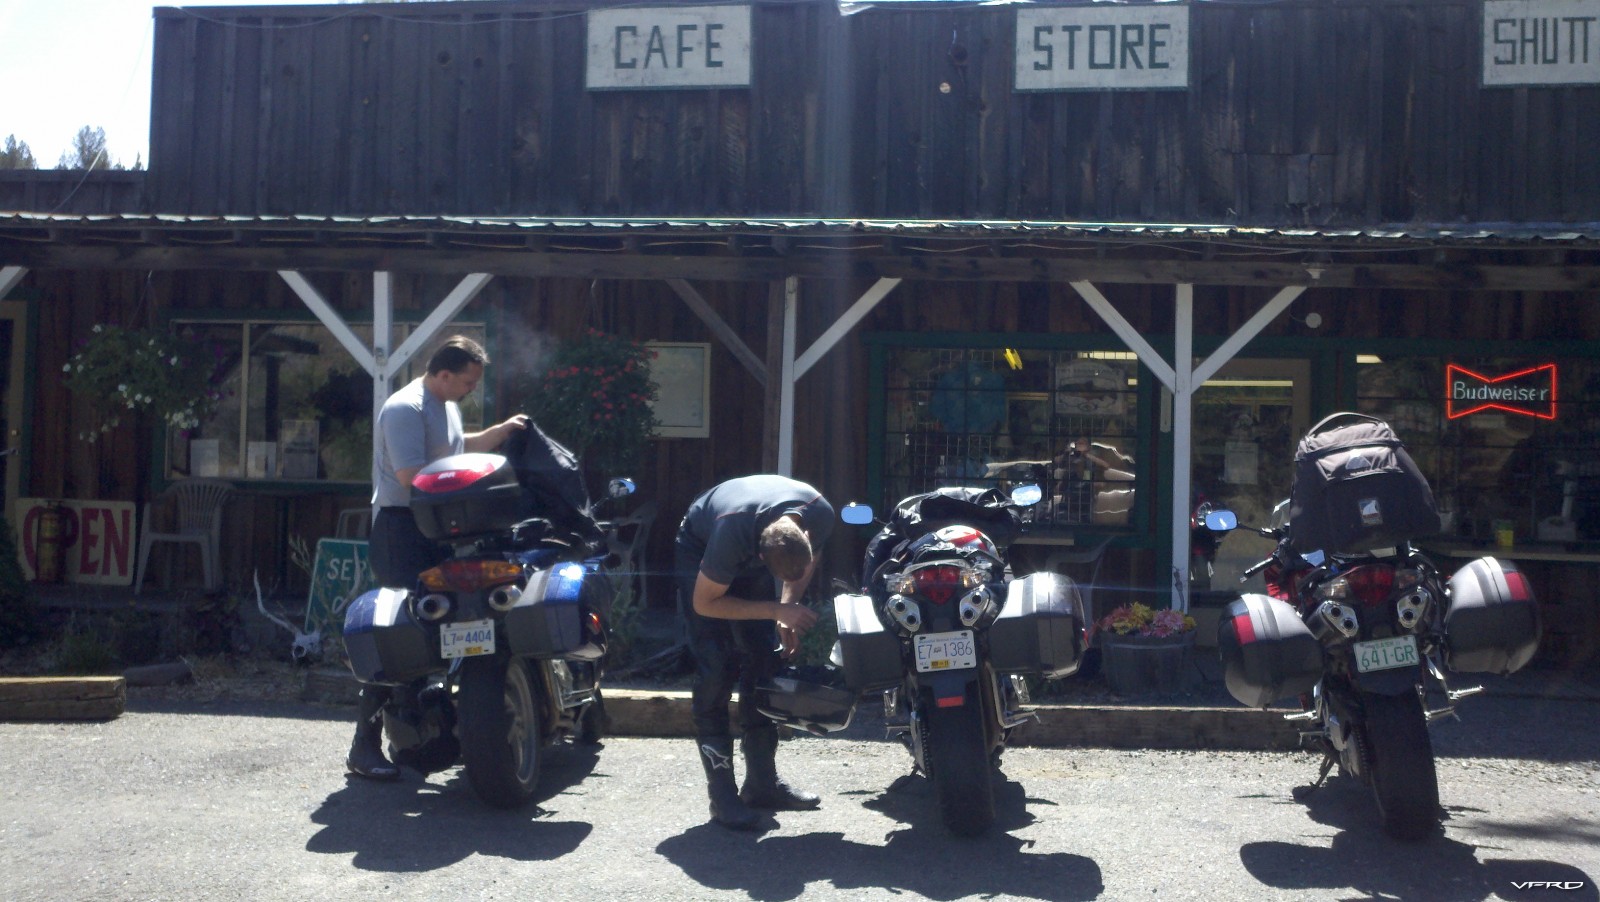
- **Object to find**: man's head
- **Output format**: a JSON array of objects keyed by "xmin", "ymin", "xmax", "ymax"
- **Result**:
[
  {"xmin": 759, "ymin": 515, "xmax": 815, "ymax": 583},
  {"xmin": 425, "ymin": 335, "xmax": 489, "ymax": 402}
]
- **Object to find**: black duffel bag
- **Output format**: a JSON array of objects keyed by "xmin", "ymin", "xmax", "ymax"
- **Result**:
[{"xmin": 1286, "ymin": 412, "xmax": 1441, "ymax": 553}]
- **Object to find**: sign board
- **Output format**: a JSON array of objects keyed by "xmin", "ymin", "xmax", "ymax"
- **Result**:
[
  {"xmin": 1446, "ymin": 362, "xmax": 1558, "ymax": 419},
  {"xmin": 587, "ymin": 5, "xmax": 752, "ymax": 90},
  {"xmin": 13, "ymin": 499, "xmax": 137, "ymax": 585},
  {"xmin": 305, "ymin": 538, "xmax": 374, "ymax": 635},
  {"xmin": 1483, "ymin": 0, "xmax": 1600, "ymax": 86},
  {"xmin": 1015, "ymin": 5, "xmax": 1190, "ymax": 92},
  {"xmin": 647, "ymin": 341, "xmax": 711, "ymax": 438}
]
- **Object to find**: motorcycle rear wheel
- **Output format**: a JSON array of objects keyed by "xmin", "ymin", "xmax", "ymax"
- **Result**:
[
  {"xmin": 1361, "ymin": 689, "xmax": 1440, "ymax": 841},
  {"xmin": 458, "ymin": 655, "xmax": 543, "ymax": 808},
  {"xmin": 924, "ymin": 686, "xmax": 996, "ymax": 837}
]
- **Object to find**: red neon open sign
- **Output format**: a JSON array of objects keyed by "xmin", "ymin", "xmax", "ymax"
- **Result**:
[{"xmin": 1446, "ymin": 363, "xmax": 1557, "ymax": 420}]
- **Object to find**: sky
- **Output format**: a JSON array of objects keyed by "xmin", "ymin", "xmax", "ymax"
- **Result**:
[{"xmin": 0, "ymin": 0, "xmax": 339, "ymax": 168}]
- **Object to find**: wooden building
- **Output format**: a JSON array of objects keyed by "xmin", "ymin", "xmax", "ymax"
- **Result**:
[{"xmin": 2, "ymin": 0, "xmax": 1598, "ymax": 663}]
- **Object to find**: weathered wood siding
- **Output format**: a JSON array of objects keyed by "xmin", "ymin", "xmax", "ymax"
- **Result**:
[{"xmin": 147, "ymin": 0, "xmax": 1600, "ymax": 226}]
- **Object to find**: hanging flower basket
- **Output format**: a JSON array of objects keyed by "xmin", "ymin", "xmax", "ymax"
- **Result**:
[{"xmin": 62, "ymin": 324, "xmax": 225, "ymax": 442}]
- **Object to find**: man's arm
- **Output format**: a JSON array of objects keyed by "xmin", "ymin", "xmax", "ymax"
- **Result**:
[
  {"xmin": 464, "ymin": 413, "xmax": 530, "ymax": 452},
  {"xmin": 691, "ymin": 571, "xmax": 819, "ymax": 632}
]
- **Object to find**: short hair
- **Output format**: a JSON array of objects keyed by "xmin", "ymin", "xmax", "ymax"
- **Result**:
[
  {"xmin": 759, "ymin": 517, "xmax": 814, "ymax": 583},
  {"xmin": 426, "ymin": 335, "xmax": 489, "ymax": 375}
]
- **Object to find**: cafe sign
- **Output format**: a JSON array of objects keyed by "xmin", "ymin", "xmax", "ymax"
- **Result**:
[
  {"xmin": 1483, "ymin": 0, "xmax": 1600, "ymax": 86},
  {"xmin": 1015, "ymin": 5, "xmax": 1190, "ymax": 91},
  {"xmin": 587, "ymin": 5, "xmax": 751, "ymax": 90},
  {"xmin": 1446, "ymin": 362, "xmax": 1558, "ymax": 419}
]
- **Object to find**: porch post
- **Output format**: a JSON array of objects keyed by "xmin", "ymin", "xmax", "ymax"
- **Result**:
[
  {"xmin": 372, "ymin": 272, "xmax": 394, "ymax": 422},
  {"xmin": 777, "ymin": 276, "xmax": 799, "ymax": 476},
  {"xmin": 1171, "ymin": 285, "xmax": 1194, "ymax": 612}
]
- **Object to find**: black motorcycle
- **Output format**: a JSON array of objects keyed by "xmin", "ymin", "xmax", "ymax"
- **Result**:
[
  {"xmin": 1217, "ymin": 500, "xmax": 1540, "ymax": 840},
  {"xmin": 343, "ymin": 430, "xmax": 633, "ymax": 808},
  {"xmin": 834, "ymin": 484, "xmax": 1086, "ymax": 837}
]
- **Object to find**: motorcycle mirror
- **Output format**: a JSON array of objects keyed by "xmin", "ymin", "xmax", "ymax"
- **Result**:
[
  {"xmin": 840, "ymin": 502, "xmax": 875, "ymax": 525},
  {"xmin": 1202, "ymin": 509, "xmax": 1238, "ymax": 532},
  {"xmin": 607, "ymin": 477, "xmax": 637, "ymax": 498},
  {"xmin": 1303, "ymin": 549, "xmax": 1326, "ymax": 566},
  {"xmin": 1009, "ymin": 484, "xmax": 1043, "ymax": 507}
]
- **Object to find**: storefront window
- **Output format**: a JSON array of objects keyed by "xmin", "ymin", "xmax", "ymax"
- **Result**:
[
  {"xmin": 882, "ymin": 346, "xmax": 1140, "ymax": 529},
  {"xmin": 165, "ymin": 321, "xmax": 485, "ymax": 483},
  {"xmin": 1358, "ymin": 355, "xmax": 1600, "ymax": 545}
]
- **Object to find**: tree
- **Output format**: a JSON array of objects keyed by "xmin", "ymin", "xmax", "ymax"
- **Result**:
[
  {"xmin": 0, "ymin": 135, "xmax": 36, "ymax": 170},
  {"xmin": 57, "ymin": 125, "xmax": 121, "ymax": 171}
]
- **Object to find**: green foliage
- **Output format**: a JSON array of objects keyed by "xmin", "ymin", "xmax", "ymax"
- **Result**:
[
  {"xmin": 604, "ymin": 573, "xmax": 645, "ymax": 667},
  {"xmin": 0, "ymin": 134, "xmax": 36, "ymax": 170},
  {"xmin": 0, "ymin": 517, "xmax": 39, "ymax": 647},
  {"xmin": 795, "ymin": 599, "xmax": 839, "ymax": 668},
  {"xmin": 516, "ymin": 330, "xmax": 659, "ymax": 478},
  {"xmin": 63, "ymin": 324, "xmax": 225, "ymax": 441},
  {"xmin": 53, "ymin": 616, "xmax": 117, "ymax": 675}
]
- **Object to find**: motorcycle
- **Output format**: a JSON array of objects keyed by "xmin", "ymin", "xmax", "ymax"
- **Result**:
[
  {"xmin": 1213, "ymin": 417, "xmax": 1540, "ymax": 840},
  {"xmin": 834, "ymin": 484, "xmax": 1087, "ymax": 837},
  {"xmin": 342, "ymin": 427, "xmax": 634, "ymax": 808}
]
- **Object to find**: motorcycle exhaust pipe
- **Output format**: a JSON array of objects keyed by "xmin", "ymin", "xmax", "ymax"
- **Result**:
[
  {"xmin": 488, "ymin": 584, "xmax": 522, "ymax": 612},
  {"xmin": 415, "ymin": 594, "xmax": 453, "ymax": 622},
  {"xmin": 958, "ymin": 585, "xmax": 994, "ymax": 628},
  {"xmin": 1395, "ymin": 587, "xmax": 1432, "ymax": 632},
  {"xmin": 1310, "ymin": 600, "xmax": 1359, "ymax": 642},
  {"xmin": 885, "ymin": 594, "xmax": 921, "ymax": 632}
]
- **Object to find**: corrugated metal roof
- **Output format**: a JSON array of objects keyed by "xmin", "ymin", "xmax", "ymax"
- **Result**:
[{"xmin": 5, "ymin": 211, "xmax": 1600, "ymax": 246}]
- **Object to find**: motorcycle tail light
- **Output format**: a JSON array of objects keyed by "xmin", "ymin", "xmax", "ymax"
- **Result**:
[
  {"xmin": 1394, "ymin": 566, "xmax": 1426, "ymax": 589},
  {"xmin": 886, "ymin": 573, "xmax": 916, "ymax": 596},
  {"xmin": 420, "ymin": 558, "xmax": 522, "ymax": 592},
  {"xmin": 1320, "ymin": 564, "xmax": 1395, "ymax": 607},
  {"xmin": 959, "ymin": 567, "xmax": 987, "ymax": 589},
  {"xmin": 913, "ymin": 565, "xmax": 964, "ymax": 605}
]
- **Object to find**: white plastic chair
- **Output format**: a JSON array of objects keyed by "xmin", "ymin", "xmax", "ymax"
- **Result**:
[
  {"xmin": 134, "ymin": 478, "xmax": 233, "ymax": 594},
  {"xmin": 603, "ymin": 500, "xmax": 658, "ymax": 609},
  {"xmin": 336, "ymin": 507, "xmax": 371, "ymax": 539}
]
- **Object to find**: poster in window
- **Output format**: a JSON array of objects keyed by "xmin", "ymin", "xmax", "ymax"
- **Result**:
[
  {"xmin": 647, "ymin": 342, "xmax": 711, "ymax": 438},
  {"xmin": 1054, "ymin": 359, "xmax": 1127, "ymax": 416},
  {"xmin": 247, "ymin": 441, "xmax": 278, "ymax": 479},
  {"xmin": 190, "ymin": 439, "xmax": 221, "ymax": 478},
  {"xmin": 280, "ymin": 420, "xmax": 320, "ymax": 479}
]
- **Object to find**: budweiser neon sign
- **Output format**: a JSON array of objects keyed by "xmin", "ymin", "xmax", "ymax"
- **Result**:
[{"xmin": 1446, "ymin": 363, "xmax": 1557, "ymax": 419}]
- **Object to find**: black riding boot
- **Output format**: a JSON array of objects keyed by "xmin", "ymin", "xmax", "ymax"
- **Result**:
[
  {"xmin": 739, "ymin": 725, "xmax": 820, "ymax": 810},
  {"xmin": 699, "ymin": 736, "xmax": 760, "ymax": 830},
  {"xmin": 346, "ymin": 686, "xmax": 400, "ymax": 781}
]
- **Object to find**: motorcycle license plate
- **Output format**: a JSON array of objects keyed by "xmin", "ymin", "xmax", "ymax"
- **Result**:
[
  {"xmin": 914, "ymin": 630, "xmax": 976, "ymax": 673},
  {"xmin": 440, "ymin": 618, "xmax": 495, "ymax": 659},
  {"xmin": 1354, "ymin": 635, "xmax": 1418, "ymax": 673}
]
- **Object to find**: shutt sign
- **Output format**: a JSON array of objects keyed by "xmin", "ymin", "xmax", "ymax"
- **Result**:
[
  {"xmin": 587, "ymin": 5, "xmax": 751, "ymax": 90},
  {"xmin": 1446, "ymin": 363, "xmax": 1558, "ymax": 419},
  {"xmin": 1483, "ymin": 0, "xmax": 1600, "ymax": 87}
]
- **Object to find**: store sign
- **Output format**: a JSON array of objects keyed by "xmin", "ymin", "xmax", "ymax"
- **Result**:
[
  {"xmin": 587, "ymin": 5, "xmax": 751, "ymax": 89},
  {"xmin": 1446, "ymin": 363, "xmax": 1558, "ymax": 419},
  {"xmin": 1483, "ymin": 0, "xmax": 1600, "ymax": 86},
  {"xmin": 1015, "ymin": 5, "xmax": 1189, "ymax": 91},
  {"xmin": 13, "ymin": 498, "xmax": 137, "ymax": 585}
]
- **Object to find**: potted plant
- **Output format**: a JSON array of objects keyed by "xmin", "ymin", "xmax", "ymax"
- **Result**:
[{"xmin": 1095, "ymin": 602, "xmax": 1198, "ymax": 695}]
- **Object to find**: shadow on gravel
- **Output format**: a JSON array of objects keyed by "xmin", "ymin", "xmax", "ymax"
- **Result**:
[
  {"xmin": 1238, "ymin": 773, "xmax": 1598, "ymax": 902},
  {"xmin": 656, "ymin": 772, "xmax": 1103, "ymax": 901},
  {"xmin": 304, "ymin": 742, "xmax": 604, "ymax": 871}
]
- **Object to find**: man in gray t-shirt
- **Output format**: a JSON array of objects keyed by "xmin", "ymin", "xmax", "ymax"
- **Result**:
[
  {"xmin": 348, "ymin": 335, "xmax": 529, "ymax": 782},
  {"xmin": 674, "ymin": 474, "xmax": 833, "ymax": 830}
]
